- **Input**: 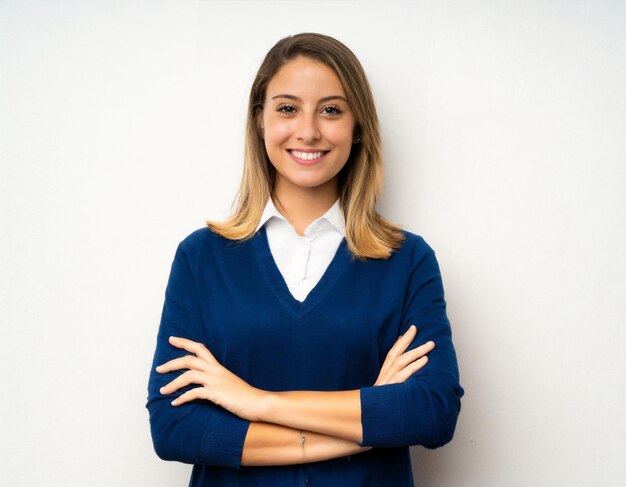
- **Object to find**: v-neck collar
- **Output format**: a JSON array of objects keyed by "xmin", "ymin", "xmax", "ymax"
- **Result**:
[{"xmin": 252, "ymin": 225, "xmax": 353, "ymax": 320}]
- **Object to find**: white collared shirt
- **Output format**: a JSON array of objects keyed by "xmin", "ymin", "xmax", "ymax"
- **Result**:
[{"xmin": 255, "ymin": 197, "xmax": 346, "ymax": 302}]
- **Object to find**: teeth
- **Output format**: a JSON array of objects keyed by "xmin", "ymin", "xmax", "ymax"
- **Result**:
[{"xmin": 291, "ymin": 150, "xmax": 325, "ymax": 160}]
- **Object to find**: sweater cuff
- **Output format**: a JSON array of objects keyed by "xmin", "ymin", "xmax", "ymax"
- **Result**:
[
  {"xmin": 198, "ymin": 407, "xmax": 251, "ymax": 469},
  {"xmin": 359, "ymin": 383, "xmax": 405, "ymax": 447}
]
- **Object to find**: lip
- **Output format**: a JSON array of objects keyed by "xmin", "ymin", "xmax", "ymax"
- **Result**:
[{"xmin": 287, "ymin": 149, "xmax": 329, "ymax": 165}]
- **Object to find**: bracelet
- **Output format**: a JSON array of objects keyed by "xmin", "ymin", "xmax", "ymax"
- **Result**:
[{"xmin": 299, "ymin": 431, "xmax": 306, "ymax": 463}]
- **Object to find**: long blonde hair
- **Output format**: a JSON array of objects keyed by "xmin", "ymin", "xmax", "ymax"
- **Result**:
[{"xmin": 206, "ymin": 32, "xmax": 405, "ymax": 261}]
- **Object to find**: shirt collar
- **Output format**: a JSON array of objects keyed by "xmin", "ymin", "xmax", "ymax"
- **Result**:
[
  {"xmin": 255, "ymin": 196, "xmax": 346, "ymax": 237},
  {"xmin": 255, "ymin": 197, "xmax": 283, "ymax": 233}
]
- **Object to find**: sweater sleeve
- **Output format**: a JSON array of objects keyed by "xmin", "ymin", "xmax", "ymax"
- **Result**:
[
  {"xmin": 359, "ymin": 244, "xmax": 464, "ymax": 449},
  {"xmin": 145, "ymin": 242, "xmax": 251, "ymax": 468}
]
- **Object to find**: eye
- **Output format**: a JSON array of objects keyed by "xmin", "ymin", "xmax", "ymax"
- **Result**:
[
  {"xmin": 321, "ymin": 105, "xmax": 343, "ymax": 116},
  {"xmin": 276, "ymin": 103, "xmax": 296, "ymax": 114}
]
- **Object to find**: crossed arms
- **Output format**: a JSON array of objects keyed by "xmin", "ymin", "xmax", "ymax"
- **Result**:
[{"xmin": 152, "ymin": 325, "xmax": 430, "ymax": 466}]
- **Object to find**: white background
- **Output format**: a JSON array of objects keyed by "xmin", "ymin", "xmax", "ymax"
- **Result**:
[{"xmin": 1, "ymin": 1, "xmax": 625, "ymax": 486}]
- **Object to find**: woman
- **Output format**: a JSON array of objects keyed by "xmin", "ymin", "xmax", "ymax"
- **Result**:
[{"xmin": 146, "ymin": 32, "xmax": 464, "ymax": 486}]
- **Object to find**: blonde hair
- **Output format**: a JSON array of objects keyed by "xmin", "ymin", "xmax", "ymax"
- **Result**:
[{"xmin": 206, "ymin": 32, "xmax": 405, "ymax": 260}]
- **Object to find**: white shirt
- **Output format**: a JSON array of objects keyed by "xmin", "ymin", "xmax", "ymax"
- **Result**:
[{"xmin": 255, "ymin": 197, "xmax": 346, "ymax": 302}]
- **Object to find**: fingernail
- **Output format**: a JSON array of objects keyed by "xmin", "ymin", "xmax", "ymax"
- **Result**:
[{"xmin": 155, "ymin": 365, "xmax": 163, "ymax": 372}]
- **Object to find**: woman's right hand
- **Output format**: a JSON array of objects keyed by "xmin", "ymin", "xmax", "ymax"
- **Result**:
[{"xmin": 373, "ymin": 324, "xmax": 435, "ymax": 386}]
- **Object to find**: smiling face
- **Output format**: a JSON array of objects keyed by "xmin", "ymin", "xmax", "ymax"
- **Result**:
[{"xmin": 260, "ymin": 56, "xmax": 356, "ymax": 197}]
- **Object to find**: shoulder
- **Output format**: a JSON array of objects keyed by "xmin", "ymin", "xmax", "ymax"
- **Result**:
[
  {"xmin": 396, "ymin": 229, "xmax": 447, "ymax": 284},
  {"xmin": 179, "ymin": 226, "xmax": 218, "ymax": 247},
  {"xmin": 175, "ymin": 226, "xmax": 234, "ymax": 262},
  {"xmin": 397, "ymin": 228, "xmax": 436, "ymax": 262}
]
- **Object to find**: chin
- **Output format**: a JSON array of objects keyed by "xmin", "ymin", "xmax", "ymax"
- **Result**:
[{"xmin": 291, "ymin": 180, "xmax": 328, "ymax": 189}]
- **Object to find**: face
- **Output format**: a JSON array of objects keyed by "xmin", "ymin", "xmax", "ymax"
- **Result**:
[{"xmin": 260, "ymin": 56, "xmax": 357, "ymax": 195}]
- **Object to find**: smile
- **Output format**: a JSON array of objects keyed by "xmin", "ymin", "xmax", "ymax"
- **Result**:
[{"xmin": 288, "ymin": 150, "xmax": 329, "ymax": 164}]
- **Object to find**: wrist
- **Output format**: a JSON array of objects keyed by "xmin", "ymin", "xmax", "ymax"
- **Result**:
[{"xmin": 255, "ymin": 389, "xmax": 276, "ymax": 423}]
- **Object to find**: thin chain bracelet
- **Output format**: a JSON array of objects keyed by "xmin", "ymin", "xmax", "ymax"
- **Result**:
[{"xmin": 299, "ymin": 431, "xmax": 306, "ymax": 463}]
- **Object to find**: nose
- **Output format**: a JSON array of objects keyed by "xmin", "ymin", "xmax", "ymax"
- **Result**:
[{"xmin": 296, "ymin": 114, "xmax": 321, "ymax": 143}]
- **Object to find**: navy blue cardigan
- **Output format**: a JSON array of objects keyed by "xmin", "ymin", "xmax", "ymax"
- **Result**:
[{"xmin": 146, "ymin": 226, "xmax": 464, "ymax": 486}]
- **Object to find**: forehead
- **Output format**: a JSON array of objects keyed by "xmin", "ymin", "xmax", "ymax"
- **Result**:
[{"xmin": 266, "ymin": 56, "xmax": 346, "ymax": 99}]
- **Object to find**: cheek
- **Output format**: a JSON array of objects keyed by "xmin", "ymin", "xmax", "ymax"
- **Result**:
[
  {"xmin": 324, "ymin": 123, "xmax": 354, "ymax": 149},
  {"xmin": 264, "ymin": 119, "xmax": 292, "ymax": 147}
]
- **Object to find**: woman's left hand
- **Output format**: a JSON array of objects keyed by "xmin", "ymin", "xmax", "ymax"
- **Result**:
[{"xmin": 156, "ymin": 336, "xmax": 266, "ymax": 422}]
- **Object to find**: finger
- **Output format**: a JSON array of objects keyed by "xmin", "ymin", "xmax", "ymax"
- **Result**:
[
  {"xmin": 379, "ymin": 339, "xmax": 433, "ymax": 384},
  {"xmin": 155, "ymin": 354, "xmax": 209, "ymax": 374},
  {"xmin": 169, "ymin": 336, "xmax": 216, "ymax": 363},
  {"xmin": 160, "ymin": 370, "xmax": 205, "ymax": 395},
  {"xmin": 171, "ymin": 386, "xmax": 207, "ymax": 406},
  {"xmin": 376, "ymin": 326, "xmax": 420, "ymax": 385},
  {"xmin": 376, "ymin": 355, "xmax": 421, "ymax": 386},
  {"xmin": 393, "ymin": 356, "xmax": 429, "ymax": 383},
  {"xmin": 373, "ymin": 368, "xmax": 391, "ymax": 386},
  {"xmin": 379, "ymin": 325, "xmax": 418, "ymax": 379},
  {"xmin": 387, "ymin": 325, "xmax": 417, "ymax": 357},
  {"xmin": 395, "ymin": 340, "xmax": 435, "ymax": 369}
]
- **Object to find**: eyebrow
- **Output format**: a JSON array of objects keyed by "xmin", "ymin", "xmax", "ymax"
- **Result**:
[{"xmin": 271, "ymin": 94, "xmax": 348, "ymax": 103}]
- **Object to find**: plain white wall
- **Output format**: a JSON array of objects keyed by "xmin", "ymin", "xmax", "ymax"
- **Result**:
[{"xmin": 1, "ymin": 1, "xmax": 624, "ymax": 486}]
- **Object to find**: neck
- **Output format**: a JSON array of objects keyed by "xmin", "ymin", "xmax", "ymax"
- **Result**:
[{"xmin": 272, "ymin": 178, "xmax": 339, "ymax": 236}]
